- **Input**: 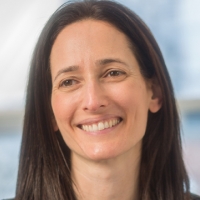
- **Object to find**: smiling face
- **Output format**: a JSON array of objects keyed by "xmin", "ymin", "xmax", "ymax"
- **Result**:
[{"xmin": 50, "ymin": 20, "xmax": 161, "ymax": 161}]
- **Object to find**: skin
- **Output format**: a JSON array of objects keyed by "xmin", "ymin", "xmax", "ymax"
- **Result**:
[{"xmin": 50, "ymin": 20, "xmax": 161, "ymax": 200}]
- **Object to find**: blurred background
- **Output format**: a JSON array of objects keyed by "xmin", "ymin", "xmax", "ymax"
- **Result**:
[{"xmin": 0, "ymin": 0, "xmax": 199, "ymax": 198}]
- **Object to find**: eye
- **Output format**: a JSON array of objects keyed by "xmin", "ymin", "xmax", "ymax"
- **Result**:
[
  {"xmin": 106, "ymin": 70, "xmax": 126, "ymax": 77},
  {"xmin": 60, "ymin": 79, "xmax": 78, "ymax": 87}
]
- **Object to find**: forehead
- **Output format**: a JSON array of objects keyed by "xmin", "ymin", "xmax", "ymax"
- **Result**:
[
  {"xmin": 50, "ymin": 19, "xmax": 139, "ymax": 77},
  {"xmin": 51, "ymin": 19, "xmax": 131, "ymax": 55}
]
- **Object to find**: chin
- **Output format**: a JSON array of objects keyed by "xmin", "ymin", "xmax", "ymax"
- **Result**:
[{"xmin": 78, "ymin": 143, "xmax": 127, "ymax": 162}]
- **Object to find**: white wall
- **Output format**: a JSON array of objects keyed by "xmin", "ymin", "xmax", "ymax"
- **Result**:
[{"xmin": 0, "ymin": 0, "xmax": 61, "ymax": 112}]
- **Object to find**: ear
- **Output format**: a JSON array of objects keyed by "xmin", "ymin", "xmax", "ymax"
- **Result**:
[
  {"xmin": 52, "ymin": 116, "xmax": 59, "ymax": 132},
  {"xmin": 148, "ymin": 78, "xmax": 162, "ymax": 113}
]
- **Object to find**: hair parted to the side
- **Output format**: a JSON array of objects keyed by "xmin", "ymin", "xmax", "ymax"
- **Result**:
[{"xmin": 15, "ymin": 0, "xmax": 190, "ymax": 200}]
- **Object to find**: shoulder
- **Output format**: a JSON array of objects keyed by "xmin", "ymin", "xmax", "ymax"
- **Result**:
[{"xmin": 191, "ymin": 193, "xmax": 200, "ymax": 200}]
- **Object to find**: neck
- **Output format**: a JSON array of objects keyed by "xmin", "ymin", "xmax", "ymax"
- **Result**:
[{"xmin": 71, "ymin": 146, "xmax": 141, "ymax": 200}]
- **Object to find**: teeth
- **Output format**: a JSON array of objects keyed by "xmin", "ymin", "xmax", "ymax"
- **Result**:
[
  {"xmin": 81, "ymin": 118, "xmax": 121, "ymax": 132},
  {"xmin": 109, "ymin": 120, "xmax": 112, "ymax": 127},
  {"xmin": 92, "ymin": 124, "xmax": 98, "ymax": 131},
  {"xmin": 85, "ymin": 125, "xmax": 89, "ymax": 132},
  {"xmin": 105, "ymin": 121, "xmax": 109, "ymax": 128},
  {"xmin": 98, "ymin": 122, "xmax": 104, "ymax": 130},
  {"xmin": 89, "ymin": 125, "xmax": 93, "ymax": 132}
]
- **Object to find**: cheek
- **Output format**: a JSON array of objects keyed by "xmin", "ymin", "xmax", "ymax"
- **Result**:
[
  {"xmin": 113, "ymin": 81, "xmax": 150, "ymax": 128},
  {"xmin": 51, "ymin": 92, "xmax": 76, "ymax": 123},
  {"xmin": 110, "ymin": 81, "xmax": 147, "ymax": 108}
]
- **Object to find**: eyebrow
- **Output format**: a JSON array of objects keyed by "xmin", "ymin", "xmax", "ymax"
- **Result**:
[
  {"xmin": 95, "ymin": 58, "xmax": 129, "ymax": 67},
  {"xmin": 53, "ymin": 58, "xmax": 129, "ymax": 81},
  {"xmin": 54, "ymin": 65, "xmax": 79, "ymax": 81}
]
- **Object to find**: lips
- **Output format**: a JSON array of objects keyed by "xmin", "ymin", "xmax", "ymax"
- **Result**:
[{"xmin": 78, "ymin": 117, "xmax": 122, "ymax": 132}]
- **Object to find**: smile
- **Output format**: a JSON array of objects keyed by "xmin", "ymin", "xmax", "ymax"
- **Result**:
[{"xmin": 79, "ymin": 118, "xmax": 122, "ymax": 132}]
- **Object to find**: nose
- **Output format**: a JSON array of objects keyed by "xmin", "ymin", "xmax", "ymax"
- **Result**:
[{"xmin": 82, "ymin": 80, "xmax": 109, "ymax": 112}]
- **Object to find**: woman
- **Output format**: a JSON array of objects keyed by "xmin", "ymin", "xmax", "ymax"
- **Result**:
[{"xmin": 12, "ymin": 0, "xmax": 199, "ymax": 200}]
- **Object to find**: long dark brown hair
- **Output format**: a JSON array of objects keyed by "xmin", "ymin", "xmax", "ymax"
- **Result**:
[{"xmin": 15, "ymin": 0, "xmax": 190, "ymax": 199}]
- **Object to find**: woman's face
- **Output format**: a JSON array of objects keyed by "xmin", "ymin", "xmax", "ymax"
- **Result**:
[{"xmin": 50, "ymin": 20, "xmax": 160, "ymax": 161}]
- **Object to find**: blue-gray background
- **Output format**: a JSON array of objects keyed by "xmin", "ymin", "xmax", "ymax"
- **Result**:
[{"xmin": 0, "ymin": 0, "xmax": 200, "ymax": 199}]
